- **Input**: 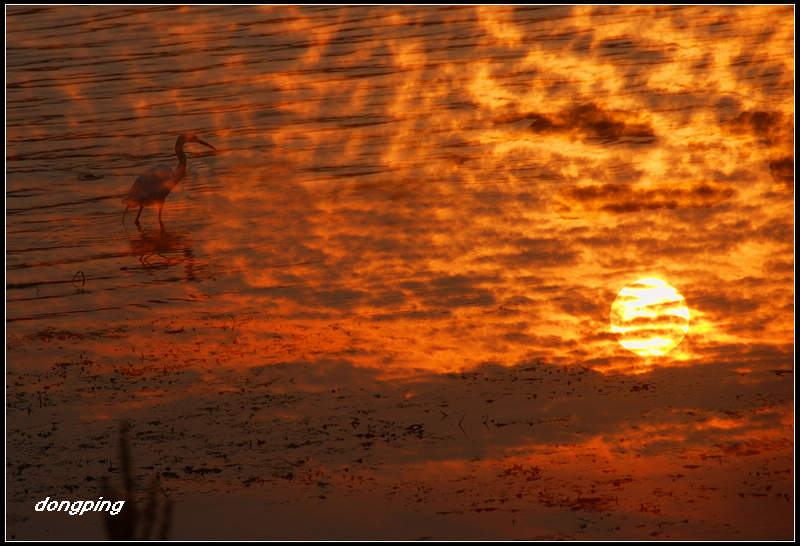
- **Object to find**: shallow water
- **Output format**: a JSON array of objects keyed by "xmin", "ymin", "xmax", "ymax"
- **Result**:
[{"xmin": 6, "ymin": 5, "xmax": 794, "ymax": 540}]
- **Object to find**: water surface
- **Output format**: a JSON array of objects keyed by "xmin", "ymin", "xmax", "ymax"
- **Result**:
[{"xmin": 6, "ymin": 5, "xmax": 794, "ymax": 540}]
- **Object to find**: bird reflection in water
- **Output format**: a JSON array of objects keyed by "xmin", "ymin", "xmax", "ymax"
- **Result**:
[{"xmin": 128, "ymin": 225, "xmax": 197, "ymax": 281}]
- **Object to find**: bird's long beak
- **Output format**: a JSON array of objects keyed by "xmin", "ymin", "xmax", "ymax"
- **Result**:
[{"xmin": 196, "ymin": 138, "xmax": 216, "ymax": 151}]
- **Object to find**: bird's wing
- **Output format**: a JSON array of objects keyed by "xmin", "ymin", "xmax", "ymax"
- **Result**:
[{"xmin": 123, "ymin": 165, "xmax": 175, "ymax": 205}]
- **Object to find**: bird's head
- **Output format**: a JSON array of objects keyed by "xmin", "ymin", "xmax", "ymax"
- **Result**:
[{"xmin": 179, "ymin": 133, "xmax": 216, "ymax": 151}]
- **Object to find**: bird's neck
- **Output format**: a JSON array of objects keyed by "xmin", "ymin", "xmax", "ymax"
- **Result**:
[{"xmin": 175, "ymin": 139, "xmax": 187, "ymax": 180}]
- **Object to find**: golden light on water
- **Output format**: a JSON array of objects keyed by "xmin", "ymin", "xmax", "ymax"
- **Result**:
[
  {"xmin": 610, "ymin": 278, "xmax": 690, "ymax": 357},
  {"xmin": 5, "ymin": 5, "xmax": 795, "ymax": 540}
]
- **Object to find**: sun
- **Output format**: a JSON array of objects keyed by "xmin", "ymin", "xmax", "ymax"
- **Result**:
[{"xmin": 610, "ymin": 277, "xmax": 690, "ymax": 357}]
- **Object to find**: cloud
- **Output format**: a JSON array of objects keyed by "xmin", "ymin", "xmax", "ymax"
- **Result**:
[
  {"xmin": 596, "ymin": 36, "xmax": 670, "ymax": 66},
  {"xmin": 726, "ymin": 111, "xmax": 788, "ymax": 145},
  {"xmin": 768, "ymin": 156, "xmax": 793, "ymax": 189},
  {"xmin": 687, "ymin": 290, "xmax": 760, "ymax": 320},
  {"xmin": 476, "ymin": 236, "xmax": 583, "ymax": 269},
  {"xmin": 249, "ymin": 284, "xmax": 368, "ymax": 311},
  {"xmin": 498, "ymin": 102, "xmax": 656, "ymax": 144},
  {"xmin": 724, "ymin": 111, "xmax": 794, "ymax": 190},
  {"xmin": 416, "ymin": 273, "xmax": 498, "ymax": 309},
  {"xmin": 552, "ymin": 180, "xmax": 734, "ymax": 217}
]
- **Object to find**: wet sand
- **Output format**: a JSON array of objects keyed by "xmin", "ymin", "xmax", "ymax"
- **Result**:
[{"xmin": 7, "ymin": 337, "xmax": 793, "ymax": 540}]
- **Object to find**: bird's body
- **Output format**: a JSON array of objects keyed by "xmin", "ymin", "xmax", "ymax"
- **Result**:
[{"xmin": 123, "ymin": 133, "xmax": 215, "ymax": 226}]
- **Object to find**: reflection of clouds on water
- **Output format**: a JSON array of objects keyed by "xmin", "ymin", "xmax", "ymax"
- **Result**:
[
  {"xmin": 5, "ymin": 6, "xmax": 794, "ymax": 538},
  {"xmin": 3, "ymin": 5, "xmax": 793, "ymax": 383},
  {"xmin": 5, "ymin": 6, "xmax": 794, "ymax": 375},
  {"xmin": 723, "ymin": 110, "xmax": 794, "ymax": 191},
  {"xmin": 553, "ymin": 180, "xmax": 735, "ymax": 217},
  {"xmin": 497, "ymin": 102, "xmax": 657, "ymax": 145}
]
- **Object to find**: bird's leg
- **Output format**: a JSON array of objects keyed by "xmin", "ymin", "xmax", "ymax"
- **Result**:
[
  {"xmin": 157, "ymin": 203, "xmax": 164, "ymax": 228},
  {"xmin": 135, "ymin": 206, "xmax": 143, "ymax": 226}
]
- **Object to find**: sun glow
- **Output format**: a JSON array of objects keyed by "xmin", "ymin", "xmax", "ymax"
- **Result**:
[{"xmin": 610, "ymin": 277, "xmax": 690, "ymax": 357}]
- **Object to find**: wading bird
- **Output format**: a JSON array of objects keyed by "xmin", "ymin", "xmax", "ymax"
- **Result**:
[{"xmin": 123, "ymin": 133, "xmax": 216, "ymax": 226}]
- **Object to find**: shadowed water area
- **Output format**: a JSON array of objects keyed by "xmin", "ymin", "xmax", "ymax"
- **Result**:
[{"xmin": 6, "ymin": 5, "xmax": 794, "ymax": 540}]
